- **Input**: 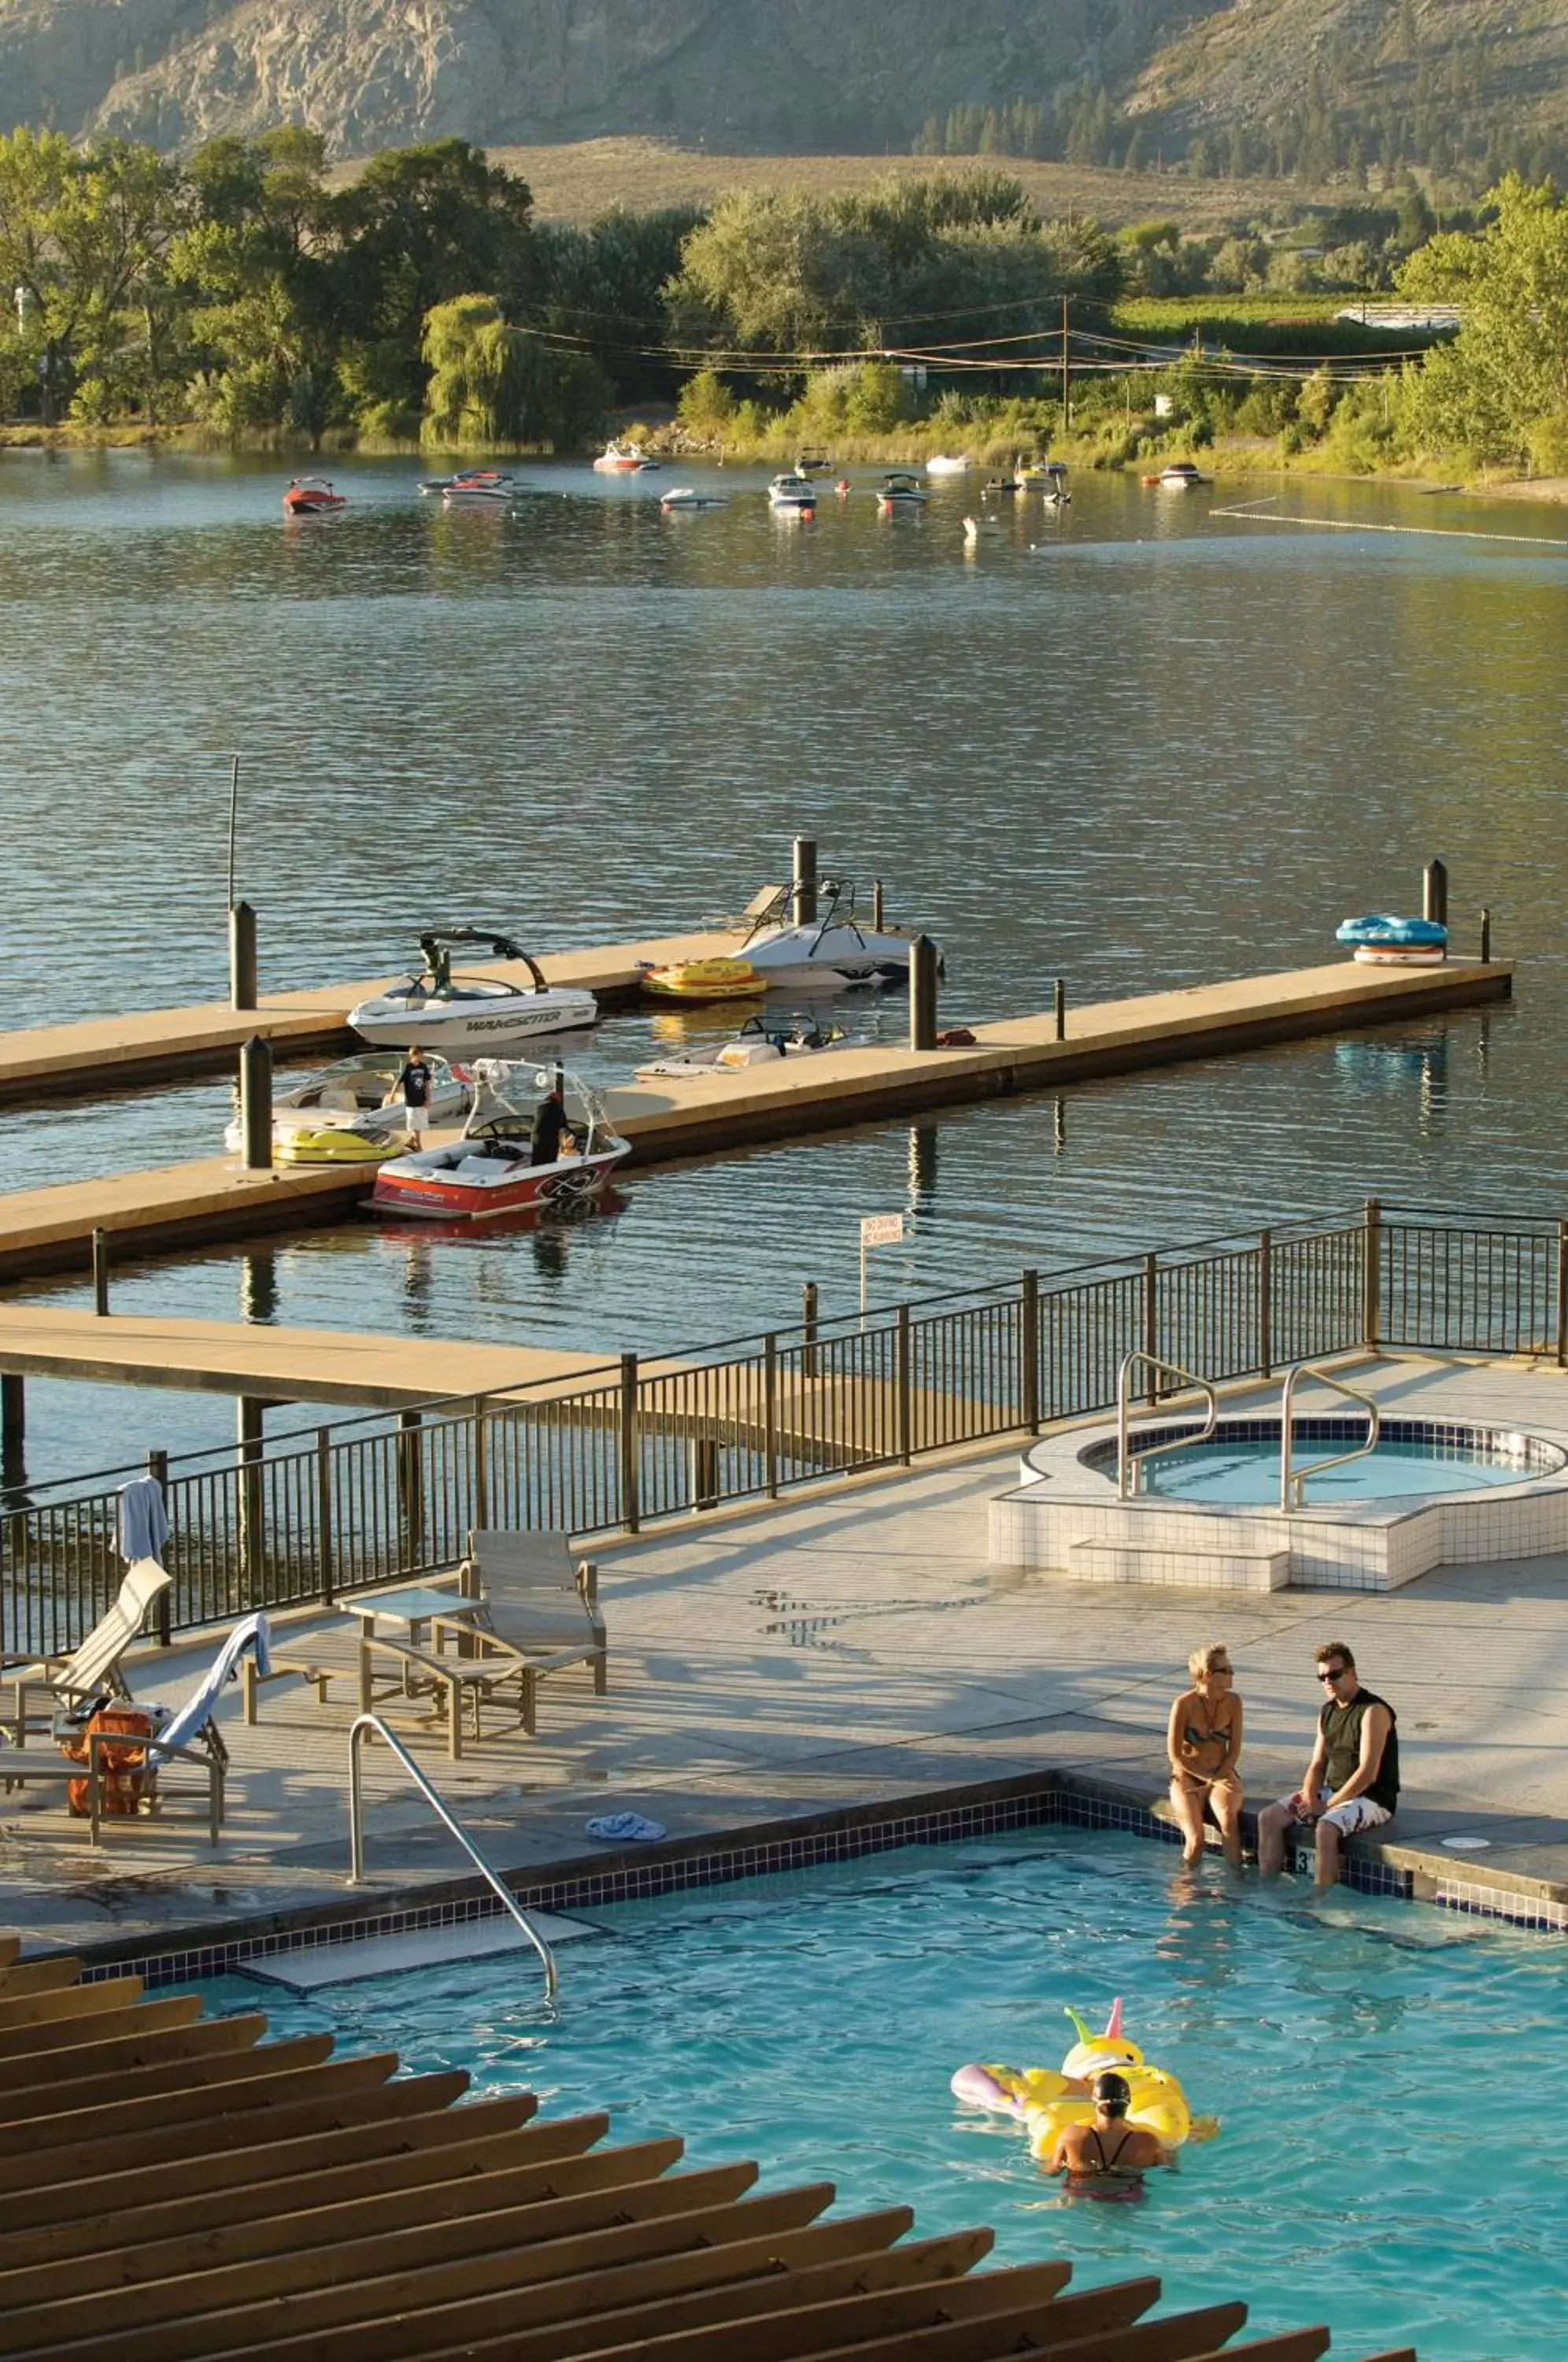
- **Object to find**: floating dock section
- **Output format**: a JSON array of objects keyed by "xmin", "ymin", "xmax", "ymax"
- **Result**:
[{"xmin": 0, "ymin": 953, "xmax": 1513, "ymax": 1283}]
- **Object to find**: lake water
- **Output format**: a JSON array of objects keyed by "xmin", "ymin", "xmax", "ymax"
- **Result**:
[{"xmin": 4, "ymin": 451, "xmax": 1567, "ymax": 1483}]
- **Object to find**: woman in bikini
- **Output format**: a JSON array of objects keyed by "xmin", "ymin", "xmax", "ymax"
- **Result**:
[
  {"xmin": 1167, "ymin": 1642, "xmax": 1244, "ymax": 1868},
  {"xmin": 1048, "ymin": 2072, "xmax": 1168, "ymax": 2201}
]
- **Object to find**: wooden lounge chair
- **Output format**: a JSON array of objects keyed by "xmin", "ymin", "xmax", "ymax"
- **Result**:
[{"xmin": 2, "ymin": 1559, "xmax": 172, "ymax": 1746}]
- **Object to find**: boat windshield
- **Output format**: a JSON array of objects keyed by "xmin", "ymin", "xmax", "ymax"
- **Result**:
[{"xmin": 465, "ymin": 1059, "xmax": 616, "ymax": 1149}]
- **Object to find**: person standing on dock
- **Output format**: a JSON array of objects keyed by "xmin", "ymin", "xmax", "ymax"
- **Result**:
[
  {"xmin": 1257, "ymin": 1642, "xmax": 1399, "ymax": 1886},
  {"xmin": 385, "ymin": 1046, "xmax": 434, "ymax": 1142}
]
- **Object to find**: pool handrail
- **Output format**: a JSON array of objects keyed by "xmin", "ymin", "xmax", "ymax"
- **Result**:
[
  {"xmin": 346, "ymin": 1711, "xmax": 559, "ymax": 2002},
  {"xmin": 1279, "ymin": 1364, "xmax": 1381, "ymax": 1512},
  {"xmin": 1116, "ymin": 1351, "xmax": 1219, "ymax": 1499}
]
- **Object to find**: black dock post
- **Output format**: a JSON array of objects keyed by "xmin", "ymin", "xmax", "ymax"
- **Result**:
[
  {"xmin": 92, "ymin": 1227, "xmax": 110, "ymax": 1316},
  {"xmin": 229, "ymin": 898, "xmax": 258, "ymax": 1010},
  {"xmin": 792, "ymin": 837, "xmax": 818, "ymax": 927},
  {"xmin": 240, "ymin": 1035, "xmax": 273, "ymax": 1170},
  {"xmin": 909, "ymin": 934, "xmax": 938, "ymax": 1050},
  {"xmin": 1423, "ymin": 860, "xmax": 1448, "ymax": 928},
  {"xmin": 1054, "ymin": 978, "xmax": 1067, "ymax": 1041},
  {"xmin": 1480, "ymin": 907, "xmax": 1492, "ymax": 963}
]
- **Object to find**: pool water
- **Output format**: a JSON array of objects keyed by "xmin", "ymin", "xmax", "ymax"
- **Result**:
[
  {"xmin": 1139, "ymin": 1433, "xmax": 1547, "ymax": 1505},
  {"xmin": 205, "ymin": 1830, "xmax": 1568, "ymax": 2360}
]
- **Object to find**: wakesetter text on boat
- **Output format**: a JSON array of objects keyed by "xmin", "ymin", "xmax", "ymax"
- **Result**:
[
  {"xmin": 371, "ymin": 1061, "xmax": 629, "ymax": 1220},
  {"xmin": 348, "ymin": 928, "xmax": 597, "ymax": 1055}
]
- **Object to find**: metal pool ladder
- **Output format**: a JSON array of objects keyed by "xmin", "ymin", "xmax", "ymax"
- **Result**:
[
  {"xmin": 1279, "ymin": 1364, "xmax": 1380, "ymax": 1512},
  {"xmin": 1117, "ymin": 1351, "xmax": 1219, "ymax": 1499},
  {"xmin": 347, "ymin": 1712, "xmax": 559, "ymax": 2002}
]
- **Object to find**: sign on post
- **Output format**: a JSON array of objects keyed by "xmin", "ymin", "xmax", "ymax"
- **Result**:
[{"xmin": 860, "ymin": 1212, "xmax": 906, "ymax": 1314}]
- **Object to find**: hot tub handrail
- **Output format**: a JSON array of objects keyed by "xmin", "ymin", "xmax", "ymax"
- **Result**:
[
  {"xmin": 1279, "ymin": 1364, "xmax": 1381, "ymax": 1512},
  {"xmin": 1116, "ymin": 1352, "xmax": 1219, "ymax": 1500},
  {"xmin": 347, "ymin": 1712, "xmax": 559, "ymax": 2003}
]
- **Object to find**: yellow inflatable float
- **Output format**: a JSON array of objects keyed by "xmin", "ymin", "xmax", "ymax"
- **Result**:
[{"xmin": 950, "ymin": 1999, "xmax": 1217, "ymax": 2160}]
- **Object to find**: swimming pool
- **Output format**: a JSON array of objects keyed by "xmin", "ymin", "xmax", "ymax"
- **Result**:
[{"xmin": 209, "ymin": 1830, "xmax": 1567, "ymax": 2360}]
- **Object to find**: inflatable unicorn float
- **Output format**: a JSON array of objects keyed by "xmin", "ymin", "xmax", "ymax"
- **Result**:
[{"xmin": 951, "ymin": 1998, "xmax": 1219, "ymax": 2163}]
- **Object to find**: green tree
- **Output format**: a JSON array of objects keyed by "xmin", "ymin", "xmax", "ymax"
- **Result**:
[{"xmin": 1398, "ymin": 172, "xmax": 1568, "ymax": 461}]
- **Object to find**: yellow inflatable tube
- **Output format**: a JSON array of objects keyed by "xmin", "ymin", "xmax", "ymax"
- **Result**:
[{"xmin": 949, "ymin": 2000, "xmax": 1216, "ymax": 2157}]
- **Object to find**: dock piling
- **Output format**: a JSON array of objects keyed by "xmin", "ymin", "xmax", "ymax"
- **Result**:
[
  {"xmin": 909, "ymin": 934, "xmax": 938, "ymax": 1051},
  {"xmin": 1423, "ymin": 860, "xmax": 1448, "ymax": 929},
  {"xmin": 91, "ymin": 1227, "xmax": 109, "ymax": 1316},
  {"xmin": 792, "ymin": 837, "xmax": 818, "ymax": 927},
  {"xmin": 229, "ymin": 899, "xmax": 257, "ymax": 1011},
  {"xmin": 1054, "ymin": 978, "xmax": 1067, "ymax": 1041},
  {"xmin": 1, "ymin": 1372, "xmax": 24, "ymax": 1487},
  {"xmin": 871, "ymin": 878, "xmax": 885, "ymax": 931},
  {"xmin": 1481, "ymin": 906, "xmax": 1492, "ymax": 963},
  {"xmin": 239, "ymin": 1036, "xmax": 273, "ymax": 1171}
]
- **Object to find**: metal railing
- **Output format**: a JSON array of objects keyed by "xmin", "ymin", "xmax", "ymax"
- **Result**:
[
  {"xmin": 347, "ymin": 1712, "xmax": 559, "ymax": 2002},
  {"xmin": 1116, "ymin": 1351, "xmax": 1219, "ymax": 1499},
  {"xmin": 6, "ymin": 1201, "xmax": 1568, "ymax": 1660},
  {"xmin": 1278, "ymin": 1364, "xmax": 1381, "ymax": 1512}
]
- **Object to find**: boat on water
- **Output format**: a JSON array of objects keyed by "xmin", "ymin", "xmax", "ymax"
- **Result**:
[
  {"xmin": 737, "ymin": 878, "xmax": 938, "ymax": 992},
  {"xmin": 659, "ymin": 487, "xmax": 729, "ymax": 512},
  {"xmin": 795, "ymin": 452, "xmax": 835, "ymax": 475},
  {"xmin": 876, "ymin": 472, "xmax": 928, "ymax": 509},
  {"xmin": 1019, "ymin": 457, "xmax": 1069, "ymax": 484},
  {"xmin": 223, "ymin": 1051, "xmax": 471, "ymax": 1164},
  {"xmin": 1145, "ymin": 461, "xmax": 1210, "ymax": 489},
  {"xmin": 926, "ymin": 454, "xmax": 974, "ymax": 477},
  {"xmin": 635, "ymin": 1014, "xmax": 847, "ymax": 1079},
  {"xmin": 640, "ymin": 955, "xmax": 760, "ymax": 1001},
  {"xmin": 282, "ymin": 477, "xmax": 346, "ymax": 516},
  {"xmin": 370, "ymin": 1061, "xmax": 629, "ymax": 1221},
  {"xmin": 348, "ymin": 927, "xmax": 597, "ymax": 1054},
  {"xmin": 440, "ymin": 470, "xmax": 519, "ymax": 506},
  {"xmin": 982, "ymin": 472, "xmax": 1022, "ymax": 496},
  {"xmin": 594, "ymin": 440, "xmax": 659, "ymax": 473},
  {"xmin": 767, "ymin": 472, "xmax": 818, "ymax": 514}
]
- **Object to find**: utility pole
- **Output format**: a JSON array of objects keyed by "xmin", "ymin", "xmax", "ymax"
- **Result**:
[{"xmin": 1061, "ymin": 295, "xmax": 1071, "ymax": 428}]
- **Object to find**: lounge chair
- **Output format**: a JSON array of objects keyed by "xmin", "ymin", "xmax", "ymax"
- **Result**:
[
  {"xmin": 0, "ymin": 1612, "xmax": 268, "ymax": 1846},
  {"xmin": 420, "ymin": 1528, "xmax": 608, "ymax": 1747},
  {"xmin": 2, "ymin": 1558, "xmax": 172, "ymax": 1745}
]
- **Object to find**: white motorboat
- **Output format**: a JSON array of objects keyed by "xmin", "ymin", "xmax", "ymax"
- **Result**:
[
  {"xmin": 635, "ymin": 1015, "xmax": 846, "ymax": 1079},
  {"xmin": 925, "ymin": 454, "xmax": 974, "ymax": 476},
  {"xmin": 594, "ymin": 440, "xmax": 659, "ymax": 472},
  {"xmin": 767, "ymin": 472, "xmax": 818, "ymax": 513},
  {"xmin": 660, "ymin": 486, "xmax": 729, "ymax": 511},
  {"xmin": 349, "ymin": 927, "xmax": 597, "ymax": 1054},
  {"xmin": 371, "ymin": 1060, "xmax": 629, "ymax": 1220},
  {"xmin": 736, "ymin": 879, "xmax": 940, "ymax": 993},
  {"xmin": 876, "ymin": 472, "xmax": 928, "ymax": 509},
  {"xmin": 1146, "ymin": 461, "xmax": 1209, "ymax": 489},
  {"xmin": 795, "ymin": 452, "xmax": 834, "ymax": 475},
  {"xmin": 222, "ymin": 1051, "xmax": 471, "ymax": 1164},
  {"xmin": 441, "ymin": 470, "xmax": 518, "ymax": 506}
]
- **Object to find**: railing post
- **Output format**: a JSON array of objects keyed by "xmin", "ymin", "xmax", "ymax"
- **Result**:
[
  {"xmin": 316, "ymin": 1427, "xmax": 335, "ymax": 1604},
  {"xmin": 619, "ymin": 1353, "xmax": 640, "ymax": 1535},
  {"xmin": 236, "ymin": 1398, "xmax": 264, "ymax": 1609},
  {"xmin": 472, "ymin": 1396, "xmax": 489, "ymax": 1531},
  {"xmin": 764, "ymin": 1334, "xmax": 779, "ymax": 1499},
  {"xmin": 897, "ymin": 1304, "xmax": 912, "ymax": 1464},
  {"xmin": 146, "ymin": 1449, "xmax": 172, "ymax": 1642},
  {"xmin": 1021, "ymin": 1268, "xmax": 1041, "ymax": 1433},
  {"xmin": 1258, "ymin": 1229, "xmax": 1274, "ymax": 1379},
  {"xmin": 1143, "ymin": 1253, "xmax": 1159, "ymax": 1402},
  {"xmin": 801, "ymin": 1281, "xmax": 819, "ymax": 1381},
  {"xmin": 1556, "ymin": 1222, "xmax": 1567, "ymax": 1369},
  {"xmin": 1363, "ymin": 1198, "xmax": 1383, "ymax": 1352},
  {"xmin": 397, "ymin": 1409, "xmax": 424, "ymax": 1569}
]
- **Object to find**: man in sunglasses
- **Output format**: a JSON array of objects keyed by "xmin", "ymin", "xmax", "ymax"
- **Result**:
[{"xmin": 1257, "ymin": 1642, "xmax": 1399, "ymax": 1887}]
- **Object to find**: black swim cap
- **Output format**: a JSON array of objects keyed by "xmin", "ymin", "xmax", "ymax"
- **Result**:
[{"xmin": 1091, "ymin": 2071, "xmax": 1131, "ymax": 2113}]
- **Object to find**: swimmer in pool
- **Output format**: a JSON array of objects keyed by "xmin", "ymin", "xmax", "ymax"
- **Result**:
[{"xmin": 1046, "ymin": 2071, "xmax": 1170, "ymax": 2200}]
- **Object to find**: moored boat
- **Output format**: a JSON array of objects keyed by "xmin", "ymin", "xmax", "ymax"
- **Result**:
[
  {"xmin": 594, "ymin": 440, "xmax": 660, "ymax": 472},
  {"xmin": 370, "ymin": 1061, "xmax": 629, "ymax": 1220},
  {"xmin": 926, "ymin": 454, "xmax": 974, "ymax": 477},
  {"xmin": 767, "ymin": 472, "xmax": 818, "ymax": 514},
  {"xmin": 1145, "ymin": 461, "xmax": 1209, "ymax": 489},
  {"xmin": 795, "ymin": 452, "xmax": 835, "ymax": 475},
  {"xmin": 223, "ymin": 1051, "xmax": 471, "ymax": 1164},
  {"xmin": 660, "ymin": 487, "xmax": 729, "ymax": 511},
  {"xmin": 348, "ymin": 927, "xmax": 597, "ymax": 1054},
  {"xmin": 635, "ymin": 1014, "xmax": 847, "ymax": 1078},
  {"xmin": 876, "ymin": 472, "xmax": 929, "ymax": 509},
  {"xmin": 440, "ymin": 470, "xmax": 518, "ymax": 506},
  {"xmin": 282, "ymin": 476, "xmax": 346, "ymax": 516},
  {"xmin": 737, "ymin": 877, "xmax": 939, "ymax": 992}
]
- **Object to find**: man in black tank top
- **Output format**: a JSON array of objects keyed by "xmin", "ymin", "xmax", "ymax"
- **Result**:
[{"xmin": 1257, "ymin": 1642, "xmax": 1398, "ymax": 1888}]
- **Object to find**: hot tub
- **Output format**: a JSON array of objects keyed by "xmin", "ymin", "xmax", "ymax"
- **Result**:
[{"xmin": 989, "ymin": 1404, "xmax": 1568, "ymax": 1593}]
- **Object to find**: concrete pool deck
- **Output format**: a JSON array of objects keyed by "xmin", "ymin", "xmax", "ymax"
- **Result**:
[{"xmin": 6, "ymin": 1349, "xmax": 1568, "ymax": 1968}]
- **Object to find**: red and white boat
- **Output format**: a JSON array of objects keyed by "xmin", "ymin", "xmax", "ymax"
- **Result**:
[
  {"xmin": 593, "ymin": 440, "xmax": 659, "ymax": 473},
  {"xmin": 282, "ymin": 476, "xmax": 346, "ymax": 516},
  {"xmin": 370, "ymin": 1061, "xmax": 629, "ymax": 1222}
]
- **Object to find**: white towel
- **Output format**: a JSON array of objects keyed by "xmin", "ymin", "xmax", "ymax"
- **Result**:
[
  {"xmin": 155, "ymin": 1612, "xmax": 271, "ymax": 1753},
  {"xmin": 116, "ymin": 1476, "xmax": 169, "ymax": 1565}
]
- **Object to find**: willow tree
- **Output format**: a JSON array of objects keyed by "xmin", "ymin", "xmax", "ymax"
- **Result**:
[
  {"xmin": 420, "ymin": 294, "xmax": 531, "ymax": 445},
  {"xmin": 1396, "ymin": 173, "xmax": 1568, "ymax": 468}
]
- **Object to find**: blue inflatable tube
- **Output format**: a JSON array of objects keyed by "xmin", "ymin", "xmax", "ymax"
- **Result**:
[{"xmin": 1335, "ymin": 913, "xmax": 1448, "ymax": 948}]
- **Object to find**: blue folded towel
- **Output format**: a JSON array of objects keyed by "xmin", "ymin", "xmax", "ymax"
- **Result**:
[{"xmin": 586, "ymin": 1812, "xmax": 667, "ymax": 1844}]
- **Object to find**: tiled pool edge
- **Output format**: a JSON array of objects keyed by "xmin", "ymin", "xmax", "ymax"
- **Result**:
[{"xmin": 61, "ymin": 1769, "xmax": 1568, "ymax": 1987}]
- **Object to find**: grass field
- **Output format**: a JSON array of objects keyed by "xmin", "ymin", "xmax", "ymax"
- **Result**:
[{"xmin": 398, "ymin": 136, "xmax": 1337, "ymax": 231}]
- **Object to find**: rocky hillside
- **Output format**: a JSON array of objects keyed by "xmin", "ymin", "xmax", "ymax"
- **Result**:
[{"xmin": 1, "ymin": 0, "xmax": 1564, "ymax": 166}]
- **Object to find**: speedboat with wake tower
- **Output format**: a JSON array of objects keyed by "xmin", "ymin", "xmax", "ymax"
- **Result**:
[
  {"xmin": 735, "ymin": 879, "xmax": 940, "ymax": 992},
  {"xmin": 348, "ymin": 928, "xmax": 597, "ymax": 1055},
  {"xmin": 370, "ymin": 1060, "xmax": 629, "ymax": 1220},
  {"xmin": 223, "ymin": 1050, "xmax": 470, "ymax": 1164}
]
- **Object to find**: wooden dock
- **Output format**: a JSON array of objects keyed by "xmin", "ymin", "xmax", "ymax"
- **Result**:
[
  {"xmin": 0, "ymin": 953, "xmax": 1512, "ymax": 1283},
  {"xmin": 0, "ymin": 927, "xmax": 749, "ymax": 1104}
]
